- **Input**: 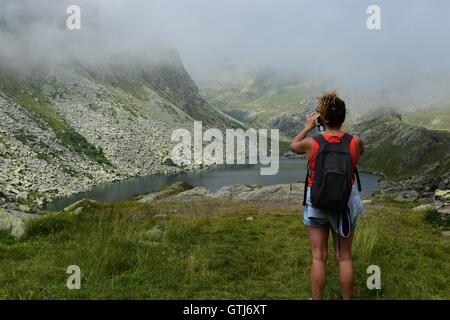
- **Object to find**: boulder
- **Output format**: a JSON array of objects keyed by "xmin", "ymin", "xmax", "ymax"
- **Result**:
[
  {"xmin": 0, "ymin": 208, "xmax": 39, "ymax": 238},
  {"xmin": 16, "ymin": 191, "xmax": 28, "ymax": 202},
  {"xmin": 434, "ymin": 189, "xmax": 450, "ymax": 204},
  {"xmin": 437, "ymin": 205, "xmax": 450, "ymax": 216},
  {"xmin": 138, "ymin": 182, "xmax": 193, "ymax": 203},
  {"xmin": 63, "ymin": 198, "xmax": 96, "ymax": 212},
  {"xmin": 438, "ymin": 178, "xmax": 449, "ymax": 190},
  {"xmin": 138, "ymin": 190, "xmax": 168, "ymax": 203},
  {"xmin": 162, "ymin": 187, "xmax": 210, "ymax": 202},
  {"xmin": 377, "ymin": 179, "xmax": 400, "ymax": 192},
  {"xmin": 394, "ymin": 190, "xmax": 419, "ymax": 202},
  {"xmin": 237, "ymin": 184, "xmax": 290, "ymax": 202},
  {"xmin": 73, "ymin": 207, "xmax": 84, "ymax": 215},
  {"xmin": 412, "ymin": 204, "xmax": 435, "ymax": 212},
  {"xmin": 18, "ymin": 204, "xmax": 31, "ymax": 213},
  {"xmin": 209, "ymin": 185, "xmax": 255, "ymax": 199},
  {"xmin": 434, "ymin": 189, "xmax": 450, "ymax": 215},
  {"xmin": 35, "ymin": 197, "xmax": 46, "ymax": 208}
]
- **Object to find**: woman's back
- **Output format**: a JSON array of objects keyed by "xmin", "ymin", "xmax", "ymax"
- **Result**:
[{"xmin": 307, "ymin": 132, "xmax": 360, "ymax": 187}]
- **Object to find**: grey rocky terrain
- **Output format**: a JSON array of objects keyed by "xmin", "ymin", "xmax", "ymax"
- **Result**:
[{"xmin": 0, "ymin": 53, "xmax": 242, "ymax": 231}]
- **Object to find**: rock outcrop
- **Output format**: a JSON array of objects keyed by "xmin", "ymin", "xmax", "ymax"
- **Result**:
[{"xmin": 141, "ymin": 182, "xmax": 305, "ymax": 205}]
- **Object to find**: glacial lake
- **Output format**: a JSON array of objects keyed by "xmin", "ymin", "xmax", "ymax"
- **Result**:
[{"xmin": 44, "ymin": 158, "xmax": 380, "ymax": 212}]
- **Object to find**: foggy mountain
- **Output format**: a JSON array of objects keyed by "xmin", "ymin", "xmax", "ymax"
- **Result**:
[{"xmin": 0, "ymin": 0, "xmax": 449, "ymax": 214}]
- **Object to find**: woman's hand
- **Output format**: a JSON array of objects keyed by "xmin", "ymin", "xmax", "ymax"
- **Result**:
[{"xmin": 305, "ymin": 113, "xmax": 319, "ymax": 131}]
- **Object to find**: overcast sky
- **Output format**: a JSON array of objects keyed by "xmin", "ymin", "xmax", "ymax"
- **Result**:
[{"xmin": 1, "ymin": 0, "xmax": 450, "ymax": 101}]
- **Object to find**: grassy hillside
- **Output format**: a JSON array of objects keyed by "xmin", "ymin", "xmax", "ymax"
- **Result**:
[
  {"xmin": 201, "ymin": 83, "xmax": 311, "ymax": 125},
  {"xmin": 200, "ymin": 70, "xmax": 323, "ymax": 129},
  {"xmin": 404, "ymin": 104, "xmax": 450, "ymax": 131},
  {"xmin": 351, "ymin": 109, "xmax": 450, "ymax": 181},
  {"xmin": 0, "ymin": 197, "xmax": 448, "ymax": 299}
]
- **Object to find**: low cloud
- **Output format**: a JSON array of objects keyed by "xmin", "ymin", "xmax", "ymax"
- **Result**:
[{"xmin": 1, "ymin": 0, "xmax": 449, "ymax": 107}]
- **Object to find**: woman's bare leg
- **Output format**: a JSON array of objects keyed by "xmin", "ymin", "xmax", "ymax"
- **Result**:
[
  {"xmin": 307, "ymin": 226, "xmax": 330, "ymax": 300},
  {"xmin": 331, "ymin": 230, "xmax": 355, "ymax": 300}
]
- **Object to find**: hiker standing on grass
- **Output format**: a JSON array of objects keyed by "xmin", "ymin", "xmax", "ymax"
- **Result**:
[{"xmin": 290, "ymin": 91, "xmax": 365, "ymax": 300}]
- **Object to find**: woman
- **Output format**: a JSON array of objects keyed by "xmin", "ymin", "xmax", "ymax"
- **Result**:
[{"xmin": 290, "ymin": 91, "xmax": 365, "ymax": 300}]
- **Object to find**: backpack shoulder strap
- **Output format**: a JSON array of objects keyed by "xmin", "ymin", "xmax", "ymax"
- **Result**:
[
  {"xmin": 341, "ymin": 133, "xmax": 353, "ymax": 145},
  {"xmin": 313, "ymin": 134, "xmax": 326, "ymax": 146},
  {"xmin": 354, "ymin": 166, "xmax": 362, "ymax": 192},
  {"xmin": 303, "ymin": 164, "xmax": 309, "ymax": 206},
  {"xmin": 344, "ymin": 133, "xmax": 362, "ymax": 192},
  {"xmin": 303, "ymin": 135, "xmax": 325, "ymax": 205}
]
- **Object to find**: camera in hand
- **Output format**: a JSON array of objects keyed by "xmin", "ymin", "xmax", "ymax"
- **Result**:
[{"xmin": 316, "ymin": 116, "xmax": 325, "ymax": 132}]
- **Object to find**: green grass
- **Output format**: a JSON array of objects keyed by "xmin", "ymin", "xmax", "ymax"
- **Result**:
[{"xmin": 0, "ymin": 199, "xmax": 448, "ymax": 300}]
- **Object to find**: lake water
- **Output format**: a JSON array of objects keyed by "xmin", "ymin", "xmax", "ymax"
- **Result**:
[{"xmin": 45, "ymin": 158, "xmax": 380, "ymax": 212}]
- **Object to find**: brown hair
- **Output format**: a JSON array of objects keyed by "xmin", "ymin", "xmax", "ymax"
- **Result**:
[{"xmin": 317, "ymin": 90, "xmax": 346, "ymax": 128}]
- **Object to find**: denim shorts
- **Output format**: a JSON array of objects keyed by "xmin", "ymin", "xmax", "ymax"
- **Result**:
[{"xmin": 303, "ymin": 204, "xmax": 358, "ymax": 229}]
